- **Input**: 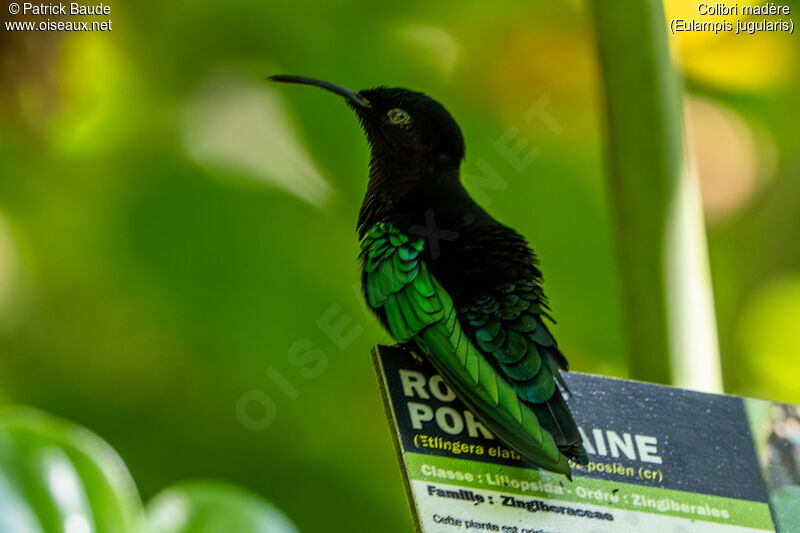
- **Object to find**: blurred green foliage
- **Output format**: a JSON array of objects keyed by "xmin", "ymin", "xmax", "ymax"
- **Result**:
[
  {"xmin": 0, "ymin": 1, "xmax": 798, "ymax": 531},
  {"xmin": 0, "ymin": 407, "xmax": 298, "ymax": 532},
  {"xmin": 0, "ymin": 407, "xmax": 143, "ymax": 533},
  {"xmin": 146, "ymin": 481, "xmax": 299, "ymax": 533}
]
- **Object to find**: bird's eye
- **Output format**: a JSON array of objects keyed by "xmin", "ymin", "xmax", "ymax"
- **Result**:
[{"xmin": 387, "ymin": 108, "xmax": 412, "ymax": 125}]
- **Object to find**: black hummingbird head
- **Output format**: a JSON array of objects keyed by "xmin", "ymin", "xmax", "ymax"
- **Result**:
[{"xmin": 268, "ymin": 75, "xmax": 465, "ymax": 168}]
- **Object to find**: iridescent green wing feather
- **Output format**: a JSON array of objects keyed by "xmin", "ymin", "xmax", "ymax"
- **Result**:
[
  {"xmin": 361, "ymin": 222, "xmax": 571, "ymax": 477},
  {"xmin": 462, "ymin": 282, "xmax": 587, "ymax": 464}
]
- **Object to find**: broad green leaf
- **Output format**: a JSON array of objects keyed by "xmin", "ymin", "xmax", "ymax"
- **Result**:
[
  {"xmin": 145, "ymin": 481, "xmax": 298, "ymax": 533},
  {"xmin": 0, "ymin": 407, "xmax": 143, "ymax": 533}
]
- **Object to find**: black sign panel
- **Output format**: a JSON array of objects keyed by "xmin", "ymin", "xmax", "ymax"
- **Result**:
[{"xmin": 376, "ymin": 344, "xmax": 768, "ymax": 503}]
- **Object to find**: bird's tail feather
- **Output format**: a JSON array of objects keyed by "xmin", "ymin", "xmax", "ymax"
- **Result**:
[{"xmin": 530, "ymin": 389, "xmax": 588, "ymax": 465}]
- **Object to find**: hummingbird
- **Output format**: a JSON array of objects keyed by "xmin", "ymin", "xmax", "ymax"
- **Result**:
[{"xmin": 269, "ymin": 75, "xmax": 587, "ymax": 477}]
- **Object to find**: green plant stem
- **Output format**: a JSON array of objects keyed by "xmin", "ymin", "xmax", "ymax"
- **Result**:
[{"xmin": 590, "ymin": 0, "xmax": 686, "ymax": 384}]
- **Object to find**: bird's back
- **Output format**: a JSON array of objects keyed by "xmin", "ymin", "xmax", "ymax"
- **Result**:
[{"xmin": 359, "ymin": 185, "xmax": 587, "ymax": 468}]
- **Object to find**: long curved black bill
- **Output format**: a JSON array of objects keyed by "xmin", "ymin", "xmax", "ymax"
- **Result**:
[{"xmin": 267, "ymin": 75, "xmax": 371, "ymax": 108}]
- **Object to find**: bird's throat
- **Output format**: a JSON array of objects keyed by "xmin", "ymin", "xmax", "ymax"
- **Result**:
[
  {"xmin": 357, "ymin": 165, "xmax": 414, "ymax": 239},
  {"xmin": 357, "ymin": 158, "xmax": 463, "ymax": 240}
]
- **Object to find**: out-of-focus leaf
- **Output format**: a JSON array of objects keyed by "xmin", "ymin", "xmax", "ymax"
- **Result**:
[
  {"xmin": 0, "ymin": 407, "xmax": 143, "ymax": 533},
  {"xmin": 145, "ymin": 480, "xmax": 299, "ymax": 533}
]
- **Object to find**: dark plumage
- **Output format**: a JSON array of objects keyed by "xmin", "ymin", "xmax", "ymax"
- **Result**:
[{"xmin": 270, "ymin": 75, "xmax": 587, "ymax": 477}]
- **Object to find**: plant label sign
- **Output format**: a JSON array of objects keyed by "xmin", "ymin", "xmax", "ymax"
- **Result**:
[{"xmin": 372, "ymin": 345, "xmax": 800, "ymax": 532}]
